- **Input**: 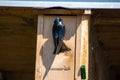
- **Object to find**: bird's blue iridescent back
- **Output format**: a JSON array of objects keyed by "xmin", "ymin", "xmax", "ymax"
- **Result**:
[
  {"xmin": 52, "ymin": 17, "xmax": 71, "ymax": 54},
  {"xmin": 57, "ymin": 24, "xmax": 65, "ymax": 37},
  {"xmin": 53, "ymin": 23, "xmax": 65, "ymax": 38}
]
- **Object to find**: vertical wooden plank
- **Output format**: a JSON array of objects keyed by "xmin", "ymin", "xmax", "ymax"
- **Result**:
[
  {"xmin": 35, "ymin": 15, "xmax": 44, "ymax": 80},
  {"xmin": 41, "ymin": 16, "xmax": 76, "ymax": 80},
  {"xmin": 80, "ymin": 10, "xmax": 91, "ymax": 80},
  {"xmin": 89, "ymin": 25, "xmax": 98, "ymax": 80},
  {"xmin": 75, "ymin": 16, "xmax": 82, "ymax": 80}
]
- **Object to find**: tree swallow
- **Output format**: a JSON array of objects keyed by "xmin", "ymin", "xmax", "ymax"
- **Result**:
[{"xmin": 52, "ymin": 17, "xmax": 71, "ymax": 54}]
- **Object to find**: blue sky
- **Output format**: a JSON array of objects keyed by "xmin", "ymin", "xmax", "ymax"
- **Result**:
[{"xmin": 2, "ymin": 0, "xmax": 120, "ymax": 2}]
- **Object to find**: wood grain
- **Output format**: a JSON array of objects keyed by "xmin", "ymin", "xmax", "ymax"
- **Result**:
[
  {"xmin": 35, "ymin": 15, "xmax": 44, "ymax": 80},
  {"xmin": 42, "ymin": 16, "xmax": 76, "ymax": 80},
  {"xmin": 35, "ymin": 15, "xmax": 78, "ymax": 80},
  {"xmin": 75, "ymin": 16, "xmax": 82, "ymax": 80},
  {"xmin": 80, "ymin": 15, "xmax": 90, "ymax": 80},
  {"xmin": 0, "ymin": 8, "xmax": 37, "ymax": 80}
]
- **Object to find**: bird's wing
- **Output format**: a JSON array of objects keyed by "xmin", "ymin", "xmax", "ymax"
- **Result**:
[
  {"xmin": 55, "ymin": 25, "xmax": 65, "ymax": 54},
  {"xmin": 55, "ymin": 37, "xmax": 63, "ymax": 54},
  {"xmin": 52, "ymin": 24, "xmax": 58, "ymax": 54},
  {"xmin": 52, "ymin": 24, "xmax": 58, "ymax": 44}
]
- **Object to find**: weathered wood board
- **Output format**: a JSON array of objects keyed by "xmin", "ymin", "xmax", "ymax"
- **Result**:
[{"xmin": 35, "ymin": 15, "xmax": 80, "ymax": 80}]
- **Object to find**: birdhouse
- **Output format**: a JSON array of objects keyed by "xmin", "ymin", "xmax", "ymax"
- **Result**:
[{"xmin": 35, "ymin": 9, "xmax": 91, "ymax": 80}]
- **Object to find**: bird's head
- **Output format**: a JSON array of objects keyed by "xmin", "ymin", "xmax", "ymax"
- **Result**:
[{"xmin": 54, "ymin": 17, "xmax": 62, "ymax": 24}]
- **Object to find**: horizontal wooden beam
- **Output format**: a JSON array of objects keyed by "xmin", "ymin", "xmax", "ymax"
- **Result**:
[
  {"xmin": 98, "ymin": 36, "xmax": 120, "ymax": 41},
  {"xmin": 0, "ymin": 64, "xmax": 35, "ymax": 72},
  {"xmin": 109, "ymin": 62, "xmax": 120, "ymax": 67},
  {"xmin": 97, "ymin": 39, "xmax": 120, "ymax": 43},
  {"xmin": 94, "ymin": 26, "xmax": 120, "ymax": 32},
  {"xmin": 92, "ymin": 10, "xmax": 120, "ymax": 18},
  {"xmin": 96, "ymin": 32, "xmax": 120, "ymax": 39},
  {"xmin": 109, "ymin": 67, "xmax": 120, "ymax": 74},
  {"xmin": 108, "ymin": 56, "xmax": 120, "ymax": 60},
  {"xmin": 34, "ymin": 9, "xmax": 84, "ymax": 15},
  {"xmin": 0, "ymin": 8, "xmax": 84, "ymax": 16},
  {"xmin": 0, "ymin": 7, "xmax": 35, "ymax": 16},
  {"xmin": 93, "ymin": 18, "xmax": 120, "ymax": 25},
  {"xmin": 104, "ymin": 50, "xmax": 120, "ymax": 53}
]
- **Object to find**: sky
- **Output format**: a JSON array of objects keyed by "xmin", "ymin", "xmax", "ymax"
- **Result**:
[{"xmin": 1, "ymin": 0, "xmax": 120, "ymax": 2}]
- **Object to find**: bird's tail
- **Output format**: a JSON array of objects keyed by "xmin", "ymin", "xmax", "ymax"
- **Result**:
[
  {"xmin": 54, "ymin": 42, "xmax": 71, "ymax": 54},
  {"xmin": 59, "ymin": 42, "xmax": 71, "ymax": 53},
  {"xmin": 54, "ymin": 40, "xmax": 63, "ymax": 54}
]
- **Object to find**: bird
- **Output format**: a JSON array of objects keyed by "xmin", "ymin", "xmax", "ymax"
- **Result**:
[{"xmin": 52, "ymin": 17, "xmax": 71, "ymax": 54}]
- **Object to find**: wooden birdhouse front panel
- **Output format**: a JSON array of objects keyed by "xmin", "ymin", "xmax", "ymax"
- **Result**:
[{"xmin": 35, "ymin": 15, "xmax": 82, "ymax": 80}]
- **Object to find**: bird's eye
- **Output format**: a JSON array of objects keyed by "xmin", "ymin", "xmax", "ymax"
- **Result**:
[{"xmin": 59, "ymin": 18, "xmax": 62, "ymax": 21}]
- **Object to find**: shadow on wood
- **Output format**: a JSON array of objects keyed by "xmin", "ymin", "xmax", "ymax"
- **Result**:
[
  {"xmin": 38, "ymin": 16, "xmax": 77, "ymax": 80},
  {"xmin": 40, "ymin": 40, "xmax": 56, "ymax": 80}
]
